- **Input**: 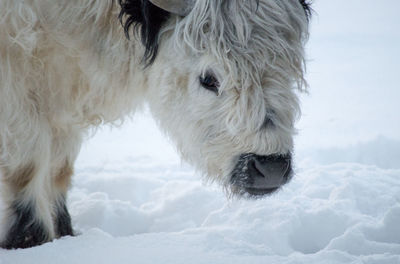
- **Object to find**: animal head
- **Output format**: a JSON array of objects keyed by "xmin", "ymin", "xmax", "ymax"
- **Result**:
[{"xmin": 119, "ymin": 0, "xmax": 311, "ymax": 197}]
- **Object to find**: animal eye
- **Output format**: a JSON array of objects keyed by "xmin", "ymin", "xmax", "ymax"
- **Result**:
[{"xmin": 199, "ymin": 73, "xmax": 220, "ymax": 94}]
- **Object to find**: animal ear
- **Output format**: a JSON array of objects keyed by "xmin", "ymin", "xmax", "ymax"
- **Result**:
[
  {"xmin": 119, "ymin": 0, "xmax": 170, "ymax": 65},
  {"xmin": 149, "ymin": 0, "xmax": 195, "ymax": 16}
]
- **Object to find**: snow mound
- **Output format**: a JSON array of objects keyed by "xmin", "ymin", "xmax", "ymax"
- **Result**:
[{"xmin": 1, "ymin": 159, "xmax": 399, "ymax": 264}]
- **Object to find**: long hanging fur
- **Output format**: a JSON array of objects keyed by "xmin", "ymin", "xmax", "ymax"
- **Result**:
[
  {"xmin": 119, "ymin": 0, "xmax": 170, "ymax": 65},
  {"xmin": 118, "ymin": 0, "xmax": 311, "ymax": 66},
  {"xmin": 171, "ymin": 0, "xmax": 310, "ymax": 96}
]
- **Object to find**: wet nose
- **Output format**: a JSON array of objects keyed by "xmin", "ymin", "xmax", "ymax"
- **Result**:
[
  {"xmin": 248, "ymin": 154, "xmax": 292, "ymax": 188},
  {"xmin": 230, "ymin": 153, "xmax": 293, "ymax": 197}
]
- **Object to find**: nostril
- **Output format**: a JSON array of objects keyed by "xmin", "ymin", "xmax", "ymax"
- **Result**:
[
  {"xmin": 254, "ymin": 155, "xmax": 290, "ymax": 176},
  {"xmin": 251, "ymin": 154, "xmax": 292, "ymax": 188},
  {"xmin": 254, "ymin": 159, "xmax": 267, "ymax": 178}
]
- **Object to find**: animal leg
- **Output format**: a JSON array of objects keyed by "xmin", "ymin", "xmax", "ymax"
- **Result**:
[
  {"xmin": 52, "ymin": 160, "xmax": 74, "ymax": 238},
  {"xmin": 0, "ymin": 162, "xmax": 55, "ymax": 249},
  {"xmin": 0, "ymin": 129, "xmax": 81, "ymax": 248},
  {"xmin": 49, "ymin": 129, "xmax": 83, "ymax": 239}
]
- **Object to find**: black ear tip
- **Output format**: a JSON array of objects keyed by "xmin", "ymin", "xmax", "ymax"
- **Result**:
[
  {"xmin": 118, "ymin": 0, "xmax": 170, "ymax": 66},
  {"xmin": 299, "ymin": 0, "xmax": 312, "ymax": 21}
]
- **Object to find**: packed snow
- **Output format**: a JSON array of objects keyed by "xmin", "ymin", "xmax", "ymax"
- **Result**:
[
  {"xmin": 2, "ymin": 156, "xmax": 400, "ymax": 264},
  {"xmin": 1, "ymin": 1, "xmax": 400, "ymax": 263}
]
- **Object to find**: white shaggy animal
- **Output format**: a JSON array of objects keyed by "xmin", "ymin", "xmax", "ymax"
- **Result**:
[{"xmin": 0, "ymin": 0, "xmax": 310, "ymax": 248}]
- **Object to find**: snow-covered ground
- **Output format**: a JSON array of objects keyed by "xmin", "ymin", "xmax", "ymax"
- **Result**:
[{"xmin": 1, "ymin": 1, "xmax": 400, "ymax": 263}]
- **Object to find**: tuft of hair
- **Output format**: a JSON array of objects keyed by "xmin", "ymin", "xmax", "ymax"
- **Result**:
[
  {"xmin": 299, "ymin": 0, "xmax": 312, "ymax": 21},
  {"xmin": 171, "ymin": 0, "xmax": 310, "ymax": 92},
  {"xmin": 118, "ymin": 0, "xmax": 170, "ymax": 65}
]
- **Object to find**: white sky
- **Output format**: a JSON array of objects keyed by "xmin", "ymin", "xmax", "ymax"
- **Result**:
[{"xmin": 297, "ymin": 0, "xmax": 400, "ymax": 148}]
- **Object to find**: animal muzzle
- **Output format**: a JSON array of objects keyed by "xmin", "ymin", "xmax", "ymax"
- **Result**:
[{"xmin": 230, "ymin": 153, "xmax": 292, "ymax": 197}]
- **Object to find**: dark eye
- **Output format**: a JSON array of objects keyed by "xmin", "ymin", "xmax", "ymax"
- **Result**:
[{"xmin": 199, "ymin": 73, "xmax": 220, "ymax": 94}]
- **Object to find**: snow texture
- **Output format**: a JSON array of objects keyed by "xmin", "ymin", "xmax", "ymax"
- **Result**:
[
  {"xmin": 1, "ymin": 159, "xmax": 400, "ymax": 264},
  {"xmin": 1, "ymin": 1, "xmax": 400, "ymax": 263}
]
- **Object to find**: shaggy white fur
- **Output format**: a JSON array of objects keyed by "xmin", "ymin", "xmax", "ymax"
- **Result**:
[
  {"xmin": 150, "ymin": 0, "xmax": 308, "ymax": 183},
  {"xmin": 0, "ymin": 0, "xmax": 309, "ymax": 248}
]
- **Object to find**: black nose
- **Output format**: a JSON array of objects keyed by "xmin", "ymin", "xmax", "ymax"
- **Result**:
[
  {"xmin": 230, "ymin": 153, "xmax": 292, "ymax": 197},
  {"xmin": 249, "ymin": 154, "xmax": 292, "ymax": 188}
]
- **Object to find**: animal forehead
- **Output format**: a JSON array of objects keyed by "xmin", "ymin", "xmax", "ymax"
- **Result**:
[
  {"xmin": 186, "ymin": 0, "xmax": 308, "ymax": 47},
  {"xmin": 181, "ymin": 0, "xmax": 308, "ymax": 86}
]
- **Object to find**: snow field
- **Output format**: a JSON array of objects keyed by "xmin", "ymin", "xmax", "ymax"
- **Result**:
[{"xmin": 1, "ymin": 155, "xmax": 399, "ymax": 264}]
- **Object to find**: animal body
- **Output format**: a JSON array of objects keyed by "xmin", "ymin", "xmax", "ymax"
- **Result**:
[{"xmin": 0, "ymin": 0, "xmax": 311, "ymax": 248}]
